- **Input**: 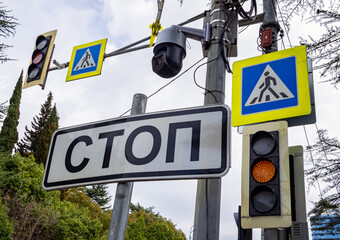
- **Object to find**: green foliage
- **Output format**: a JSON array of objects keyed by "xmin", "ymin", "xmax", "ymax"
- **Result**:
[
  {"xmin": 0, "ymin": 192, "xmax": 13, "ymax": 240},
  {"xmin": 0, "ymin": 153, "xmax": 186, "ymax": 239},
  {"xmin": 126, "ymin": 203, "xmax": 186, "ymax": 240},
  {"xmin": 57, "ymin": 201, "xmax": 102, "ymax": 240},
  {"xmin": 17, "ymin": 92, "xmax": 58, "ymax": 165},
  {"xmin": 0, "ymin": 71, "xmax": 22, "ymax": 152},
  {"xmin": 0, "ymin": 153, "xmax": 110, "ymax": 239},
  {"xmin": 34, "ymin": 105, "xmax": 59, "ymax": 165},
  {"xmin": 84, "ymin": 184, "xmax": 112, "ymax": 210},
  {"xmin": 0, "ymin": 101, "xmax": 8, "ymax": 122}
]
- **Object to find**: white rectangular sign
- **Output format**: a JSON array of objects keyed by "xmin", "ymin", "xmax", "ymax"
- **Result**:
[{"xmin": 42, "ymin": 105, "xmax": 231, "ymax": 190}]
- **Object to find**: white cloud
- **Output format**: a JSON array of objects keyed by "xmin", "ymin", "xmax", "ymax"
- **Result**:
[{"xmin": 1, "ymin": 1, "xmax": 339, "ymax": 239}]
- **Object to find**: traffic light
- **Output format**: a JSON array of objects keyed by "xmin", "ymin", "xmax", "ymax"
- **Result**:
[
  {"xmin": 23, "ymin": 30, "xmax": 57, "ymax": 89},
  {"xmin": 241, "ymin": 121, "xmax": 291, "ymax": 229}
]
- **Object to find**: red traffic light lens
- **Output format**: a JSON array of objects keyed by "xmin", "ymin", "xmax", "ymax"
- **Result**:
[
  {"xmin": 252, "ymin": 159, "xmax": 276, "ymax": 183},
  {"xmin": 251, "ymin": 131, "xmax": 276, "ymax": 156},
  {"xmin": 32, "ymin": 50, "xmax": 44, "ymax": 64},
  {"xmin": 250, "ymin": 185, "xmax": 277, "ymax": 213},
  {"xmin": 36, "ymin": 35, "xmax": 48, "ymax": 50}
]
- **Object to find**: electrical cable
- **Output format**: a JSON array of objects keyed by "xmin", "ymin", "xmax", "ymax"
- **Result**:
[
  {"xmin": 219, "ymin": 9, "xmax": 236, "ymax": 73},
  {"xmin": 303, "ymin": 125, "xmax": 324, "ymax": 199},
  {"xmin": 219, "ymin": 0, "xmax": 258, "ymax": 72},
  {"xmin": 119, "ymin": 57, "xmax": 205, "ymax": 117},
  {"xmin": 238, "ymin": 0, "xmax": 258, "ymax": 21},
  {"xmin": 193, "ymin": 56, "xmax": 225, "ymax": 103},
  {"xmin": 314, "ymin": 123, "xmax": 340, "ymax": 195},
  {"xmin": 275, "ymin": 0, "xmax": 293, "ymax": 48}
]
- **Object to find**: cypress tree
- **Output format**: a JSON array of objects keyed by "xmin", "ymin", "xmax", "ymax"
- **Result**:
[
  {"xmin": 17, "ymin": 91, "xmax": 53, "ymax": 157},
  {"xmin": 0, "ymin": 101, "xmax": 8, "ymax": 123},
  {"xmin": 34, "ymin": 104, "xmax": 59, "ymax": 165},
  {"xmin": 0, "ymin": 71, "xmax": 23, "ymax": 152}
]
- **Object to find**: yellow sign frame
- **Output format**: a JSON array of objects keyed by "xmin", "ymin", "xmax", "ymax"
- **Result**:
[
  {"xmin": 232, "ymin": 46, "xmax": 310, "ymax": 127},
  {"xmin": 66, "ymin": 38, "xmax": 107, "ymax": 82}
]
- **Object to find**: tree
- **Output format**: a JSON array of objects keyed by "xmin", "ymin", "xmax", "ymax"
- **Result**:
[
  {"xmin": 34, "ymin": 105, "xmax": 59, "ymax": 165},
  {"xmin": 300, "ymin": 9, "xmax": 340, "ymax": 86},
  {"xmin": 84, "ymin": 184, "xmax": 112, "ymax": 210},
  {"xmin": 16, "ymin": 92, "xmax": 55, "ymax": 162},
  {"xmin": 279, "ymin": 0, "xmax": 339, "ymax": 85},
  {"xmin": 0, "ymin": 2, "xmax": 19, "ymax": 62},
  {"xmin": 305, "ymin": 129, "xmax": 340, "ymax": 230},
  {"xmin": 0, "ymin": 191, "xmax": 13, "ymax": 240},
  {"xmin": 0, "ymin": 152, "xmax": 109, "ymax": 240},
  {"xmin": 126, "ymin": 203, "xmax": 187, "ymax": 240},
  {"xmin": 0, "ymin": 71, "xmax": 23, "ymax": 152},
  {"xmin": 0, "ymin": 101, "xmax": 8, "ymax": 122},
  {"xmin": 279, "ymin": 0, "xmax": 340, "ymax": 228}
]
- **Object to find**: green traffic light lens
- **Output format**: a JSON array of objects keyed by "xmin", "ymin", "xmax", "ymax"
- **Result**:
[
  {"xmin": 250, "ymin": 185, "xmax": 277, "ymax": 213},
  {"xmin": 251, "ymin": 131, "xmax": 276, "ymax": 156},
  {"xmin": 36, "ymin": 35, "xmax": 48, "ymax": 50}
]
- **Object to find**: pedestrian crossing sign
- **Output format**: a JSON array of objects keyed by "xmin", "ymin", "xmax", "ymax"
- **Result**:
[
  {"xmin": 66, "ymin": 38, "xmax": 107, "ymax": 82},
  {"xmin": 232, "ymin": 45, "xmax": 310, "ymax": 127}
]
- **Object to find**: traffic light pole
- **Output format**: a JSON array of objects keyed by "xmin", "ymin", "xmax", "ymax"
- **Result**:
[
  {"xmin": 107, "ymin": 93, "xmax": 147, "ymax": 240},
  {"xmin": 261, "ymin": 1, "xmax": 290, "ymax": 239},
  {"xmin": 193, "ymin": 1, "xmax": 229, "ymax": 239}
]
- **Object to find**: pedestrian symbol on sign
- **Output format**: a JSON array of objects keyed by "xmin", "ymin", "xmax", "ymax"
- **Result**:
[
  {"xmin": 73, "ymin": 48, "xmax": 96, "ymax": 71},
  {"xmin": 245, "ymin": 65, "xmax": 294, "ymax": 106}
]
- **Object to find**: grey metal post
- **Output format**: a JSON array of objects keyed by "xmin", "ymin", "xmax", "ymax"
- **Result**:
[
  {"xmin": 261, "ymin": 0, "xmax": 283, "ymax": 239},
  {"xmin": 289, "ymin": 146, "xmax": 309, "ymax": 240},
  {"xmin": 193, "ymin": 1, "xmax": 229, "ymax": 239},
  {"xmin": 262, "ymin": 0, "xmax": 279, "ymax": 53},
  {"xmin": 107, "ymin": 93, "xmax": 147, "ymax": 240}
]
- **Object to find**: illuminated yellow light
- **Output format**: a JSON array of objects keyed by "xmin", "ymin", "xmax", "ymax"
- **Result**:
[{"xmin": 252, "ymin": 160, "xmax": 275, "ymax": 183}]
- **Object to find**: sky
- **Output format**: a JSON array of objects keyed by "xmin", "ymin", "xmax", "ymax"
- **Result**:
[{"xmin": 1, "ymin": 0, "xmax": 340, "ymax": 239}]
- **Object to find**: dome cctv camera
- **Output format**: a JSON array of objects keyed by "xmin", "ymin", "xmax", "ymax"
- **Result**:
[{"xmin": 152, "ymin": 26, "xmax": 187, "ymax": 78}]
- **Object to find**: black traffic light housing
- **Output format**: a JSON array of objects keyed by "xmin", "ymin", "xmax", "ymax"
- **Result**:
[
  {"xmin": 23, "ymin": 30, "xmax": 57, "ymax": 89},
  {"xmin": 249, "ymin": 130, "xmax": 280, "ymax": 216},
  {"xmin": 241, "ymin": 121, "xmax": 292, "ymax": 229}
]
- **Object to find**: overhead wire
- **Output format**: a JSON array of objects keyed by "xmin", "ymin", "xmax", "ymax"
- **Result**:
[
  {"xmin": 191, "ymin": 0, "xmax": 258, "ymax": 102},
  {"xmin": 119, "ymin": 57, "xmax": 205, "ymax": 117}
]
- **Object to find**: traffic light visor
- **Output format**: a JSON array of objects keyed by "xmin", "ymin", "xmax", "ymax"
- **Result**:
[
  {"xmin": 251, "ymin": 131, "xmax": 276, "ymax": 155},
  {"xmin": 252, "ymin": 159, "xmax": 276, "ymax": 183}
]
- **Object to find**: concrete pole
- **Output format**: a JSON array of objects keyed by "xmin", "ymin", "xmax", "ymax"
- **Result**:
[
  {"xmin": 107, "ymin": 93, "xmax": 147, "ymax": 240},
  {"xmin": 193, "ymin": 1, "xmax": 228, "ymax": 239}
]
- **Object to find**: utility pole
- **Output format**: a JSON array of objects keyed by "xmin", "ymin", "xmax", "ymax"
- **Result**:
[
  {"xmin": 260, "ymin": 0, "xmax": 288, "ymax": 239},
  {"xmin": 194, "ymin": 1, "xmax": 233, "ymax": 239},
  {"xmin": 107, "ymin": 93, "xmax": 147, "ymax": 240}
]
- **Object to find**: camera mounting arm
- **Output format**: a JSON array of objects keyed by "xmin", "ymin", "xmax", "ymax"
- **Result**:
[{"xmin": 171, "ymin": 23, "xmax": 211, "ymax": 49}]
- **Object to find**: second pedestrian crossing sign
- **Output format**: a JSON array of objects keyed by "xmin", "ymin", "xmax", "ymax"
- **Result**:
[
  {"xmin": 66, "ymin": 38, "xmax": 107, "ymax": 82},
  {"xmin": 232, "ymin": 45, "xmax": 311, "ymax": 127}
]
